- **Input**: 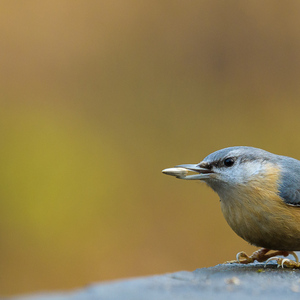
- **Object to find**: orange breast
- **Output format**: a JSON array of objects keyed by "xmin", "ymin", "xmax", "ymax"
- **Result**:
[{"xmin": 220, "ymin": 164, "xmax": 300, "ymax": 250}]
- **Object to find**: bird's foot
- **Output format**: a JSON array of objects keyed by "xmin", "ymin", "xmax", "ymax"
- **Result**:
[
  {"xmin": 224, "ymin": 248, "xmax": 299, "ymax": 265},
  {"xmin": 265, "ymin": 256, "xmax": 300, "ymax": 268}
]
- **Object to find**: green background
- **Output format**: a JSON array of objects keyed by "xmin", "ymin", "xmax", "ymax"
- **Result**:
[{"xmin": 1, "ymin": 1, "xmax": 300, "ymax": 296}]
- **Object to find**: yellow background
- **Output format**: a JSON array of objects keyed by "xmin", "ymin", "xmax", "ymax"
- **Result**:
[{"xmin": 1, "ymin": 1, "xmax": 300, "ymax": 296}]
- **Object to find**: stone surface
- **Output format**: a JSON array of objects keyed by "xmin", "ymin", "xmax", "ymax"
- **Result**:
[{"xmin": 10, "ymin": 262, "xmax": 300, "ymax": 300}]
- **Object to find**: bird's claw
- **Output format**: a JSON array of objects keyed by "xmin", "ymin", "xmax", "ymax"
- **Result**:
[
  {"xmin": 224, "ymin": 251, "xmax": 253, "ymax": 264},
  {"xmin": 224, "ymin": 248, "xmax": 299, "ymax": 267},
  {"xmin": 265, "ymin": 257, "xmax": 300, "ymax": 268},
  {"xmin": 224, "ymin": 248, "xmax": 269, "ymax": 264}
]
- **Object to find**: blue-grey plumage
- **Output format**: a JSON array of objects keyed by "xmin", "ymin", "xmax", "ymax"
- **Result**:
[
  {"xmin": 162, "ymin": 146, "xmax": 300, "ymax": 266},
  {"xmin": 199, "ymin": 146, "xmax": 300, "ymax": 206}
]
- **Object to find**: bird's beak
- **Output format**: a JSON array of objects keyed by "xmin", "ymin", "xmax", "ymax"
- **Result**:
[{"xmin": 162, "ymin": 163, "xmax": 213, "ymax": 180}]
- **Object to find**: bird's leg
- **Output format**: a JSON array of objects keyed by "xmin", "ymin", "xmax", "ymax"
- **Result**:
[
  {"xmin": 225, "ymin": 248, "xmax": 269, "ymax": 264},
  {"xmin": 225, "ymin": 248, "xmax": 299, "ymax": 265},
  {"xmin": 266, "ymin": 254, "xmax": 300, "ymax": 268}
]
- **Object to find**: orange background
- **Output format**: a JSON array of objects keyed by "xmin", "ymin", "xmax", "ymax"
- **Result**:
[{"xmin": 1, "ymin": 1, "xmax": 300, "ymax": 296}]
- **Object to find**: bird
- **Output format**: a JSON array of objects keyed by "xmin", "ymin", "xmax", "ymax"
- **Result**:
[{"xmin": 162, "ymin": 146, "xmax": 300, "ymax": 268}]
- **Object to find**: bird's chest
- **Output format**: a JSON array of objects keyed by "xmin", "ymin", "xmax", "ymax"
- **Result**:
[
  {"xmin": 220, "ymin": 193, "xmax": 270, "ymax": 240},
  {"xmin": 219, "ymin": 186, "xmax": 297, "ymax": 249}
]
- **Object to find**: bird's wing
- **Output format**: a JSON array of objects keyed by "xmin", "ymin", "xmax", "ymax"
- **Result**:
[
  {"xmin": 279, "ymin": 187, "xmax": 300, "ymax": 206},
  {"xmin": 279, "ymin": 158, "xmax": 300, "ymax": 206}
]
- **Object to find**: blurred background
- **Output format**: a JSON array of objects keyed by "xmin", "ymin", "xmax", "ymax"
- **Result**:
[{"xmin": 1, "ymin": 1, "xmax": 300, "ymax": 296}]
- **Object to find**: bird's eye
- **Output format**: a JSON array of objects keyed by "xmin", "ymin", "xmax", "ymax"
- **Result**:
[{"xmin": 224, "ymin": 157, "xmax": 235, "ymax": 167}]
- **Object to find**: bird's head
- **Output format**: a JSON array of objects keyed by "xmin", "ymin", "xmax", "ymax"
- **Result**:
[{"xmin": 162, "ymin": 146, "xmax": 281, "ymax": 198}]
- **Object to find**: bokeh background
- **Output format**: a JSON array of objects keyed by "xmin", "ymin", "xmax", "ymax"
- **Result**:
[{"xmin": 2, "ymin": 1, "xmax": 300, "ymax": 296}]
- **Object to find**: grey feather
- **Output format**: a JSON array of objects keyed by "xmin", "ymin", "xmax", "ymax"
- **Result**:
[
  {"xmin": 278, "ymin": 156, "xmax": 300, "ymax": 206},
  {"xmin": 203, "ymin": 146, "xmax": 300, "ymax": 206}
]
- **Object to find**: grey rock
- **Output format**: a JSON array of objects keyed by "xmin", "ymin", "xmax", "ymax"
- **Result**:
[{"xmin": 9, "ymin": 262, "xmax": 300, "ymax": 300}]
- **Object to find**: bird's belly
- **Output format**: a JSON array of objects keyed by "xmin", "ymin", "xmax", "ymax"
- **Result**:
[{"xmin": 220, "ymin": 195, "xmax": 300, "ymax": 251}]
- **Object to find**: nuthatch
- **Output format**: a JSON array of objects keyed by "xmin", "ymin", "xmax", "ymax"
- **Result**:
[{"xmin": 162, "ymin": 146, "xmax": 300, "ymax": 268}]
